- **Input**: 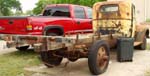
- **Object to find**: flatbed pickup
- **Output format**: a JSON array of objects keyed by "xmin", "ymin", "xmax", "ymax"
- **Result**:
[{"xmin": 0, "ymin": 33, "xmax": 97, "ymax": 51}]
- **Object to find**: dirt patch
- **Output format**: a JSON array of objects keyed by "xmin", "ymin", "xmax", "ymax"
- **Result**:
[
  {"xmin": 24, "ymin": 50, "xmax": 150, "ymax": 76},
  {"xmin": 24, "ymin": 39, "xmax": 150, "ymax": 76},
  {"xmin": 0, "ymin": 41, "xmax": 17, "ymax": 55}
]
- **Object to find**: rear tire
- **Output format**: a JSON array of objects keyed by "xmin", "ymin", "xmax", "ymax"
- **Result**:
[
  {"xmin": 88, "ymin": 40, "xmax": 110, "ymax": 75},
  {"xmin": 16, "ymin": 46, "xmax": 29, "ymax": 51},
  {"xmin": 40, "ymin": 32, "xmax": 63, "ymax": 67},
  {"xmin": 40, "ymin": 51, "xmax": 63, "ymax": 67}
]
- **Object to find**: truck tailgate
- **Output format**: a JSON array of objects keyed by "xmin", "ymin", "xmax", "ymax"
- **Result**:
[{"xmin": 0, "ymin": 16, "xmax": 29, "ymax": 34}]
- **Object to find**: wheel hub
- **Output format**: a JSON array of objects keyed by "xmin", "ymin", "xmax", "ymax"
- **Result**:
[{"xmin": 97, "ymin": 46, "xmax": 109, "ymax": 70}]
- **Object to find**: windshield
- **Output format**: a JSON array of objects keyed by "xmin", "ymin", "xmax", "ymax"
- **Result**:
[
  {"xmin": 100, "ymin": 5, "xmax": 118, "ymax": 13},
  {"xmin": 43, "ymin": 6, "xmax": 70, "ymax": 17}
]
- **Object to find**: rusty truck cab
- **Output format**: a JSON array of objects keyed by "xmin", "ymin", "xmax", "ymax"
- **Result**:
[{"xmin": 93, "ymin": 1, "xmax": 135, "ymax": 37}]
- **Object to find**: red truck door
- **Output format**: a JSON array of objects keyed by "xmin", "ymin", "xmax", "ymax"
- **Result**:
[
  {"xmin": 73, "ymin": 6, "xmax": 92, "ymax": 33},
  {"xmin": 42, "ymin": 6, "xmax": 76, "ymax": 35}
]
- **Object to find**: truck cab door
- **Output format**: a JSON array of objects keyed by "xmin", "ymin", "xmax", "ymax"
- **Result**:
[
  {"xmin": 73, "ymin": 6, "xmax": 92, "ymax": 33},
  {"xmin": 131, "ymin": 4, "xmax": 136, "ymax": 37}
]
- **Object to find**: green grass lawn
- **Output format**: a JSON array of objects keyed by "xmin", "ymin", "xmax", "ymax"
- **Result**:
[{"xmin": 0, "ymin": 50, "xmax": 41, "ymax": 76}]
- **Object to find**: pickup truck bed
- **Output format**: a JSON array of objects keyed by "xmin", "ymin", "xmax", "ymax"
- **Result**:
[{"xmin": 0, "ymin": 16, "xmax": 29, "ymax": 34}]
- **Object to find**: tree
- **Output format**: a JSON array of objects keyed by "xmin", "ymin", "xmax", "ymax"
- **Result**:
[
  {"xmin": 33, "ymin": 0, "xmax": 54, "ymax": 15},
  {"xmin": 33, "ymin": 0, "xmax": 106, "ymax": 15},
  {"xmin": 0, "ymin": 0, "xmax": 21, "ymax": 16},
  {"xmin": 25, "ymin": 10, "xmax": 34, "ymax": 16}
]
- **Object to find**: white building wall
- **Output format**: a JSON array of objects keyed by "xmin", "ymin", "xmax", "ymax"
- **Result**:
[
  {"xmin": 146, "ymin": 0, "xmax": 150, "ymax": 19},
  {"xmin": 132, "ymin": 0, "xmax": 145, "ymax": 23}
]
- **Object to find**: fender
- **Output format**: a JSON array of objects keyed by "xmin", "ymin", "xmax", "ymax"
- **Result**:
[
  {"xmin": 43, "ymin": 25, "xmax": 64, "ymax": 35},
  {"xmin": 135, "ymin": 28, "xmax": 149, "ymax": 42}
]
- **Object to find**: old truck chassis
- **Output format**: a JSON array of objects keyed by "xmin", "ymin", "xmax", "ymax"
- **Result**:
[{"xmin": 0, "ymin": 1, "xmax": 149, "ymax": 75}]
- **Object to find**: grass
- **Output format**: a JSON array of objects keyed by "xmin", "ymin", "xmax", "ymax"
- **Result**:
[
  {"xmin": 146, "ymin": 42, "xmax": 150, "ymax": 50},
  {"xmin": 0, "ymin": 50, "xmax": 41, "ymax": 76},
  {"xmin": 146, "ymin": 19, "xmax": 150, "ymax": 22}
]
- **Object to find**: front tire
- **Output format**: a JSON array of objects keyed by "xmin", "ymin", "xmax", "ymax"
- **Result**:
[
  {"xmin": 140, "ymin": 37, "xmax": 147, "ymax": 50},
  {"xmin": 88, "ymin": 40, "xmax": 110, "ymax": 75}
]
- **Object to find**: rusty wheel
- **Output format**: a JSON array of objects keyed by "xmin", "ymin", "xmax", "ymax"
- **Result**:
[
  {"xmin": 97, "ymin": 46, "xmax": 109, "ymax": 71},
  {"xmin": 40, "ymin": 51, "xmax": 63, "ymax": 67},
  {"xmin": 88, "ymin": 40, "xmax": 110, "ymax": 75},
  {"xmin": 40, "ymin": 32, "xmax": 63, "ymax": 67}
]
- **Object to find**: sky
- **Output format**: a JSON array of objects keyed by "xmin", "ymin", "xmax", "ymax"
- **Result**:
[{"xmin": 19, "ymin": 0, "xmax": 39, "ymax": 12}]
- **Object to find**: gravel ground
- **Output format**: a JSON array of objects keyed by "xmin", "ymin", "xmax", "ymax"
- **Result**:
[
  {"xmin": 25, "ymin": 39, "xmax": 150, "ymax": 76},
  {"xmin": 1, "ymin": 40, "xmax": 150, "ymax": 76}
]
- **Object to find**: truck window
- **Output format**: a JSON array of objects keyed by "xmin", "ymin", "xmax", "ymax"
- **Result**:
[
  {"xmin": 74, "ymin": 6, "xmax": 86, "ymax": 19},
  {"xmin": 100, "ymin": 5, "xmax": 118, "ymax": 13},
  {"xmin": 86, "ymin": 8, "xmax": 92, "ymax": 19},
  {"xmin": 43, "ymin": 6, "xmax": 70, "ymax": 17}
]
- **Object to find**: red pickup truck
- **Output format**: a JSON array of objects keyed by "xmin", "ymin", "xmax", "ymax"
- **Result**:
[{"xmin": 0, "ymin": 4, "xmax": 92, "ymax": 36}]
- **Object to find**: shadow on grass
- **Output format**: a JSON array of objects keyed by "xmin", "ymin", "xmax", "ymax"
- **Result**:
[
  {"xmin": 6, "ymin": 49, "xmax": 36, "ymax": 56},
  {"xmin": 2, "ymin": 49, "xmax": 38, "ymax": 59}
]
